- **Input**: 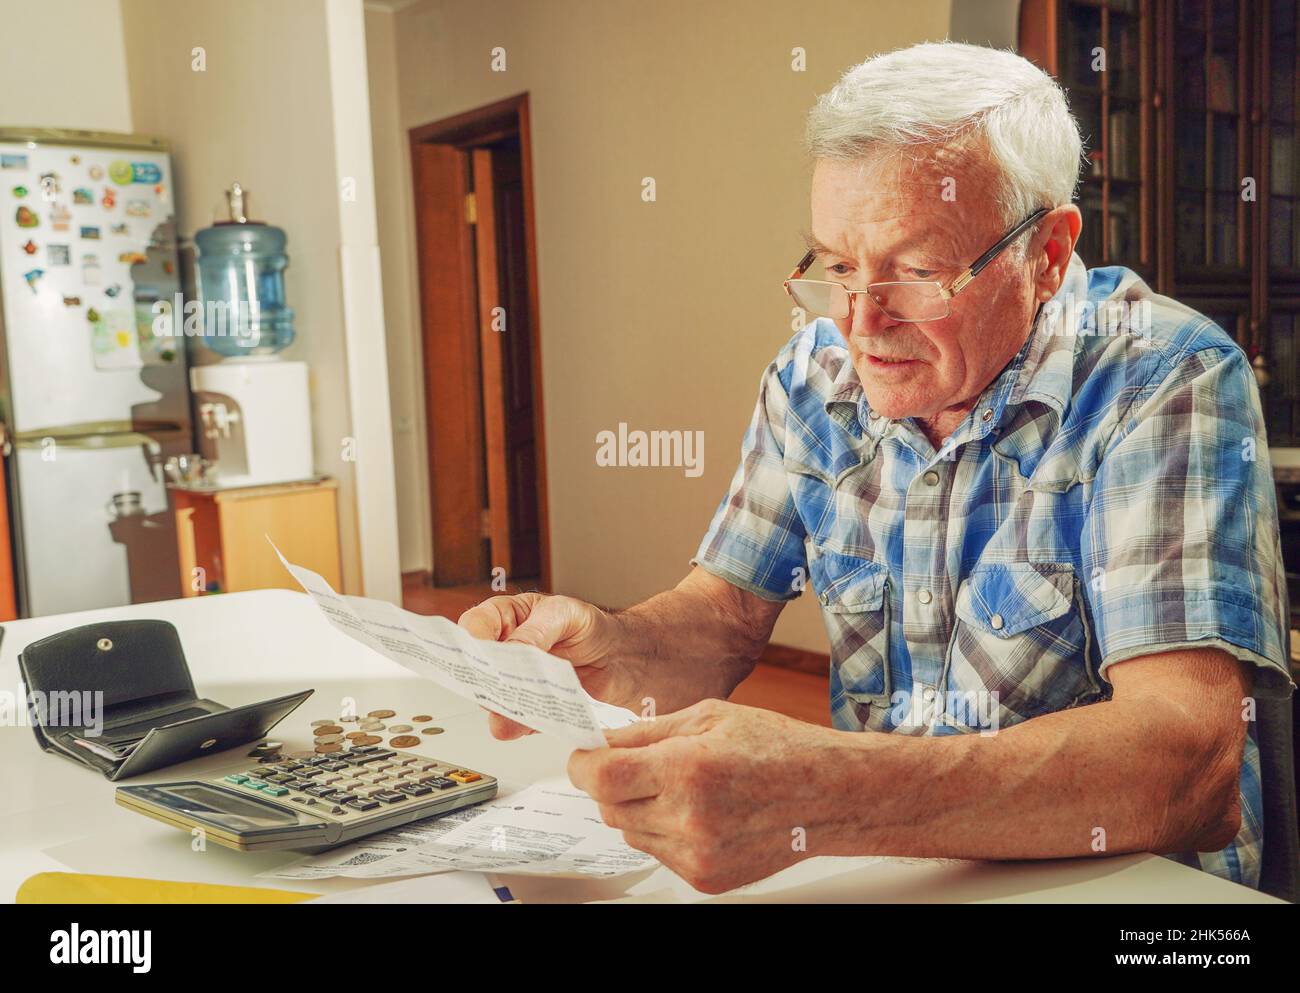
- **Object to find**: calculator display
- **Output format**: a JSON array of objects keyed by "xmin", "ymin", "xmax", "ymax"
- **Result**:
[{"xmin": 166, "ymin": 784, "xmax": 303, "ymax": 828}]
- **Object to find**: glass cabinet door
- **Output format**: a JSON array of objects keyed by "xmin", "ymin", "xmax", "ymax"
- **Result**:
[
  {"xmin": 1064, "ymin": 0, "xmax": 1152, "ymax": 273},
  {"xmin": 1171, "ymin": 0, "xmax": 1252, "ymax": 277},
  {"xmin": 1269, "ymin": 0, "xmax": 1299, "ymax": 278}
]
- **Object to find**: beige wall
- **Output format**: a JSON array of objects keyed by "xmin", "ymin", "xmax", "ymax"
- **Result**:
[
  {"xmin": 370, "ymin": 0, "xmax": 952, "ymax": 651},
  {"xmin": 120, "ymin": 0, "xmax": 400, "ymax": 599},
  {"xmin": 0, "ymin": 0, "xmax": 132, "ymax": 131}
]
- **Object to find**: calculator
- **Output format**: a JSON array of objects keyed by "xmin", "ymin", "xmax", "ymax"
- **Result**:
[{"xmin": 114, "ymin": 745, "xmax": 497, "ymax": 852}]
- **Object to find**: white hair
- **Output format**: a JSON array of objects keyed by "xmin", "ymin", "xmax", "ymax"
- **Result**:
[{"xmin": 805, "ymin": 41, "xmax": 1084, "ymax": 231}]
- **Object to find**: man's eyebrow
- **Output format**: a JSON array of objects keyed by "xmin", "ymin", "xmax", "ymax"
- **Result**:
[{"xmin": 799, "ymin": 230, "xmax": 959, "ymax": 266}]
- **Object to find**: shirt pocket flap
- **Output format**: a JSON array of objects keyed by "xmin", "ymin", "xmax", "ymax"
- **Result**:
[
  {"xmin": 955, "ymin": 563, "xmax": 1074, "ymax": 637},
  {"xmin": 809, "ymin": 550, "xmax": 888, "ymax": 614}
]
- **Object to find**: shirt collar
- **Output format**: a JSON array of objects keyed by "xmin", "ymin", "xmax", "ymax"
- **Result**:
[{"xmin": 822, "ymin": 252, "xmax": 1086, "ymax": 441}]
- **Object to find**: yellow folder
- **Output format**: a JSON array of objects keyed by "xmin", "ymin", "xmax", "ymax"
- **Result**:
[{"xmin": 17, "ymin": 872, "xmax": 320, "ymax": 904}]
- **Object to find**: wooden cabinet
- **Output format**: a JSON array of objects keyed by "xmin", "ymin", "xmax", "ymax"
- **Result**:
[
  {"xmin": 171, "ymin": 477, "xmax": 341, "ymax": 596},
  {"xmin": 1021, "ymin": 0, "xmax": 1300, "ymax": 445}
]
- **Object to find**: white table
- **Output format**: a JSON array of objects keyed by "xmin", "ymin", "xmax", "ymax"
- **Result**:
[{"xmin": 0, "ymin": 590, "xmax": 1281, "ymax": 903}]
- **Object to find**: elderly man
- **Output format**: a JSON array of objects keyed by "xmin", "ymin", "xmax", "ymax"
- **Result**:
[{"xmin": 460, "ymin": 41, "xmax": 1294, "ymax": 894}]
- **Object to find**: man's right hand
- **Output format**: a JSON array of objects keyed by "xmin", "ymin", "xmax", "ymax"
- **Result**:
[{"xmin": 457, "ymin": 592, "xmax": 629, "ymax": 740}]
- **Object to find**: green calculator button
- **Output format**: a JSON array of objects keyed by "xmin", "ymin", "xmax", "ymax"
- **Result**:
[
  {"xmin": 262, "ymin": 786, "xmax": 289, "ymax": 797},
  {"xmin": 243, "ymin": 780, "xmax": 267, "ymax": 790},
  {"xmin": 224, "ymin": 774, "xmax": 249, "ymax": 784}
]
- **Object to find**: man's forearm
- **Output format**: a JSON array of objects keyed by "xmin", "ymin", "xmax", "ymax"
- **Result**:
[
  {"xmin": 817, "ymin": 695, "xmax": 1245, "ymax": 861},
  {"xmin": 604, "ymin": 573, "xmax": 777, "ymax": 714}
]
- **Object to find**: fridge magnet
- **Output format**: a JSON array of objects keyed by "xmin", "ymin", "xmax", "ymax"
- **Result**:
[
  {"xmin": 89, "ymin": 308, "xmax": 142, "ymax": 371},
  {"xmin": 1, "ymin": 153, "xmax": 29, "ymax": 169},
  {"xmin": 82, "ymin": 252, "xmax": 101, "ymax": 284},
  {"xmin": 80, "ymin": 225, "xmax": 100, "ymax": 240},
  {"xmin": 110, "ymin": 222, "xmax": 128, "ymax": 235},
  {"xmin": 118, "ymin": 251, "xmax": 148, "ymax": 266},
  {"xmin": 70, "ymin": 154, "xmax": 81, "ymax": 165},
  {"xmin": 131, "ymin": 162, "xmax": 162, "ymax": 184},
  {"xmin": 101, "ymin": 187, "xmax": 116, "ymax": 209},
  {"xmin": 72, "ymin": 187, "xmax": 93, "ymax": 205},
  {"xmin": 50, "ymin": 204, "xmax": 71, "ymax": 231},
  {"xmin": 22, "ymin": 268, "xmax": 44, "ymax": 293},
  {"xmin": 108, "ymin": 160, "xmax": 133, "ymax": 185},
  {"xmin": 20, "ymin": 239, "xmax": 37, "ymax": 255},
  {"xmin": 38, "ymin": 172, "xmax": 59, "ymax": 202},
  {"xmin": 88, "ymin": 164, "xmax": 104, "ymax": 180},
  {"xmin": 12, "ymin": 184, "xmax": 27, "ymax": 198},
  {"xmin": 154, "ymin": 183, "xmax": 166, "ymax": 199},
  {"xmin": 105, "ymin": 283, "xmax": 121, "ymax": 298},
  {"xmin": 15, "ymin": 205, "xmax": 38, "ymax": 227},
  {"xmin": 47, "ymin": 244, "xmax": 70, "ymax": 266},
  {"xmin": 163, "ymin": 259, "xmax": 174, "ymax": 274},
  {"xmin": 62, "ymin": 296, "xmax": 81, "ymax": 307},
  {"xmin": 125, "ymin": 199, "xmax": 150, "ymax": 218}
]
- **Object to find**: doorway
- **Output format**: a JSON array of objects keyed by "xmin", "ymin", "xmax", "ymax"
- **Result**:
[{"xmin": 409, "ymin": 94, "xmax": 549, "ymax": 590}]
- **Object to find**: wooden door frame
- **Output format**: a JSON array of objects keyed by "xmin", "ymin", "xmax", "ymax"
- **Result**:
[{"xmin": 409, "ymin": 93, "xmax": 552, "ymax": 591}]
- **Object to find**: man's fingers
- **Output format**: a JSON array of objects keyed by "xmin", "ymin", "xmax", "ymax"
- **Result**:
[
  {"xmin": 502, "ymin": 596, "xmax": 592, "ymax": 658},
  {"xmin": 457, "ymin": 593, "xmax": 544, "ymax": 642},
  {"xmin": 568, "ymin": 737, "xmax": 671, "ymax": 802},
  {"xmin": 601, "ymin": 702, "xmax": 715, "ymax": 749},
  {"xmin": 481, "ymin": 707, "xmax": 536, "ymax": 740}
]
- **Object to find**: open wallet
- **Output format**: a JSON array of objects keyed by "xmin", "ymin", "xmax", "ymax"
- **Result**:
[{"xmin": 13, "ymin": 618, "xmax": 311, "ymax": 781}]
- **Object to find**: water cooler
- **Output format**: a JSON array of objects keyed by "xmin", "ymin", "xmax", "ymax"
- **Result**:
[{"xmin": 190, "ymin": 183, "xmax": 314, "ymax": 486}]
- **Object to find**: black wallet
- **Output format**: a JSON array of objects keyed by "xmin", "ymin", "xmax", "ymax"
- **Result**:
[{"xmin": 13, "ymin": 618, "xmax": 312, "ymax": 781}]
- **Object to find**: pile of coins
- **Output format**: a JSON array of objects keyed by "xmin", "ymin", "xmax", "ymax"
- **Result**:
[
  {"xmin": 247, "ymin": 710, "xmax": 449, "ymax": 764},
  {"xmin": 312, "ymin": 710, "xmax": 445, "ymax": 754}
]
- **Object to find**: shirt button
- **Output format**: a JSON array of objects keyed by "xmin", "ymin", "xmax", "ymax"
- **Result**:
[
  {"xmin": 917, "ymin": 589, "xmax": 933, "ymax": 605},
  {"xmin": 990, "ymin": 613, "xmax": 1004, "ymax": 630},
  {"xmin": 923, "ymin": 470, "xmax": 940, "ymax": 486},
  {"xmin": 981, "ymin": 409, "xmax": 994, "ymax": 422}
]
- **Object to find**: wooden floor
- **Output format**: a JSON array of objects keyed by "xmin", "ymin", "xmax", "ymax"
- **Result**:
[{"xmin": 402, "ymin": 574, "xmax": 831, "ymax": 726}]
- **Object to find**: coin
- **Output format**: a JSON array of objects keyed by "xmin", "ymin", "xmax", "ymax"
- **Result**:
[
  {"xmin": 411, "ymin": 715, "xmax": 433, "ymax": 723},
  {"xmin": 353, "ymin": 734, "xmax": 383, "ymax": 746},
  {"xmin": 315, "ymin": 742, "xmax": 342, "ymax": 753},
  {"xmin": 421, "ymin": 727, "xmax": 445, "ymax": 735},
  {"xmin": 390, "ymin": 735, "xmax": 421, "ymax": 748},
  {"xmin": 345, "ymin": 731, "xmax": 369, "ymax": 741},
  {"xmin": 311, "ymin": 720, "xmax": 336, "ymax": 728},
  {"xmin": 314, "ymin": 733, "xmax": 344, "ymax": 745},
  {"xmin": 387, "ymin": 724, "xmax": 413, "ymax": 733},
  {"xmin": 313, "ymin": 724, "xmax": 344, "ymax": 736},
  {"xmin": 339, "ymin": 714, "xmax": 358, "ymax": 723},
  {"xmin": 360, "ymin": 722, "xmax": 384, "ymax": 732},
  {"xmin": 367, "ymin": 709, "xmax": 396, "ymax": 719},
  {"xmin": 289, "ymin": 751, "xmax": 316, "ymax": 760}
]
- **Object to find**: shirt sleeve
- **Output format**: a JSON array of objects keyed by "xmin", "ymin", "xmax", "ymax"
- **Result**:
[
  {"xmin": 1080, "ymin": 344, "xmax": 1295, "ymax": 697},
  {"xmin": 692, "ymin": 359, "xmax": 808, "ymax": 602}
]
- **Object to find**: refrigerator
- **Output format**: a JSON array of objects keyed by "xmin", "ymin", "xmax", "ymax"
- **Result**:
[{"xmin": 0, "ymin": 128, "xmax": 191, "ymax": 617}]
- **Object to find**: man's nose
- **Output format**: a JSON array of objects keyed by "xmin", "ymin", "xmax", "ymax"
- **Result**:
[{"xmin": 849, "ymin": 290, "xmax": 900, "ymax": 337}]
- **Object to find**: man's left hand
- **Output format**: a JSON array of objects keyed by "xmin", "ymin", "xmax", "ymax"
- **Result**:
[{"xmin": 568, "ymin": 698, "xmax": 851, "ymax": 894}]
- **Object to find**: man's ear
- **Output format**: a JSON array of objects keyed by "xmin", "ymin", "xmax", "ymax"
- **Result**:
[{"xmin": 1032, "ymin": 205, "xmax": 1082, "ymax": 300}]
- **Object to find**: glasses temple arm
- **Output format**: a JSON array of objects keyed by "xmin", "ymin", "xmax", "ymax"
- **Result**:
[
  {"xmin": 962, "ymin": 207, "xmax": 1051, "ymax": 283},
  {"xmin": 788, "ymin": 248, "xmax": 817, "ymax": 280}
]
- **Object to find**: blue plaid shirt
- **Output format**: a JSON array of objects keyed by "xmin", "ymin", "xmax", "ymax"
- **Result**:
[{"xmin": 695, "ymin": 252, "xmax": 1295, "ymax": 888}]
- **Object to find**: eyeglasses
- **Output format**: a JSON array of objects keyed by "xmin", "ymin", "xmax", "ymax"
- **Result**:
[{"xmin": 783, "ymin": 207, "xmax": 1049, "ymax": 323}]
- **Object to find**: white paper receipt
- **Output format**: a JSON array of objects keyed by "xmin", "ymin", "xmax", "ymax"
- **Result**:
[{"xmin": 271, "ymin": 542, "xmax": 638, "ymax": 749}]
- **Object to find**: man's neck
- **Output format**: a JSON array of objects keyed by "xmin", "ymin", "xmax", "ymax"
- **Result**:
[{"xmin": 918, "ymin": 404, "xmax": 976, "ymax": 453}]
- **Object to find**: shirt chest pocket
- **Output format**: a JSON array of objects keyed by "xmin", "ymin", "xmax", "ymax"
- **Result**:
[
  {"xmin": 945, "ymin": 562, "xmax": 1101, "ymax": 729},
  {"xmin": 809, "ymin": 550, "xmax": 892, "ymax": 731}
]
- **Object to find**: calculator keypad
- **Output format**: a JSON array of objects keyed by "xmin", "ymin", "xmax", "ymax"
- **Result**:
[{"xmin": 220, "ymin": 747, "xmax": 488, "ymax": 821}]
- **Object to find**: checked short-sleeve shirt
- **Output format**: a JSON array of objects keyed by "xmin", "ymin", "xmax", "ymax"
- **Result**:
[{"xmin": 694, "ymin": 252, "xmax": 1295, "ymax": 888}]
